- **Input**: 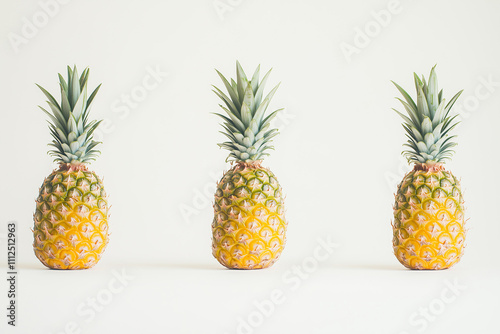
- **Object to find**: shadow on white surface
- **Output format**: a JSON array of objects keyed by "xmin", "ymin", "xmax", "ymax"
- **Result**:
[
  {"xmin": 330, "ymin": 262, "xmax": 408, "ymax": 271},
  {"xmin": 13, "ymin": 262, "xmax": 226, "ymax": 271},
  {"xmin": 16, "ymin": 261, "xmax": 466, "ymax": 273},
  {"xmin": 108, "ymin": 262, "xmax": 227, "ymax": 271}
]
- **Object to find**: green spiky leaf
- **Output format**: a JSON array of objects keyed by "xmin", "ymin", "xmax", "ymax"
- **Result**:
[
  {"xmin": 213, "ymin": 62, "xmax": 283, "ymax": 163},
  {"xmin": 393, "ymin": 66, "xmax": 462, "ymax": 164},
  {"xmin": 38, "ymin": 66, "xmax": 102, "ymax": 164}
]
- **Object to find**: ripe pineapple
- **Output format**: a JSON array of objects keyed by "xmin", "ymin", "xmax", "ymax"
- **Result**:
[
  {"xmin": 212, "ymin": 61, "xmax": 287, "ymax": 269},
  {"xmin": 33, "ymin": 66, "xmax": 109, "ymax": 270},
  {"xmin": 392, "ymin": 66, "xmax": 465, "ymax": 270}
]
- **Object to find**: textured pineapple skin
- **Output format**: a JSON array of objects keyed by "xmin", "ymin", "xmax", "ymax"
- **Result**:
[
  {"xmin": 33, "ymin": 164, "xmax": 109, "ymax": 269},
  {"xmin": 212, "ymin": 163, "xmax": 287, "ymax": 269},
  {"xmin": 392, "ymin": 165, "xmax": 465, "ymax": 270}
]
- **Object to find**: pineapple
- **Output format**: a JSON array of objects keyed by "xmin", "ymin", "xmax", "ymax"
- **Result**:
[
  {"xmin": 211, "ymin": 61, "xmax": 287, "ymax": 269},
  {"xmin": 33, "ymin": 66, "xmax": 109, "ymax": 270},
  {"xmin": 392, "ymin": 66, "xmax": 465, "ymax": 270}
]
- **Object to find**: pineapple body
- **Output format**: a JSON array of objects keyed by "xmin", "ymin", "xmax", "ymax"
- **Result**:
[
  {"xmin": 34, "ymin": 164, "xmax": 109, "ymax": 269},
  {"xmin": 392, "ymin": 165, "xmax": 465, "ymax": 270},
  {"xmin": 212, "ymin": 162, "xmax": 287, "ymax": 269}
]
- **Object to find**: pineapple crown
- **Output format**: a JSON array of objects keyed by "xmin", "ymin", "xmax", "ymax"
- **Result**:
[
  {"xmin": 37, "ymin": 66, "xmax": 102, "ymax": 164},
  {"xmin": 393, "ymin": 66, "xmax": 463, "ymax": 165},
  {"xmin": 213, "ymin": 61, "xmax": 283, "ymax": 163}
]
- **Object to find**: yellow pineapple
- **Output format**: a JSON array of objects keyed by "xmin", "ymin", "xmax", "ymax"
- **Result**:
[
  {"xmin": 392, "ymin": 66, "xmax": 465, "ymax": 270},
  {"xmin": 212, "ymin": 62, "xmax": 287, "ymax": 269},
  {"xmin": 33, "ymin": 66, "xmax": 109, "ymax": 269}
]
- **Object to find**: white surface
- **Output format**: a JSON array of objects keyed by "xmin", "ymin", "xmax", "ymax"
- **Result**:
[
  {"xmin": 3, "ymin": 261, "xmax": 500, "ymax": 334},
  {"xmin": 1, "ymin": 0, "xmax": 500, "ymax": 333}
]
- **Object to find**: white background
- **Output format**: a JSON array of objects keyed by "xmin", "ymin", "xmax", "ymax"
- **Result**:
[{"xmin": 1, "ymin": 0, "xmax": 499, "ymax": 333}]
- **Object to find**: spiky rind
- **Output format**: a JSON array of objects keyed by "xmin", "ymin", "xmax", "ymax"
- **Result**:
[
  {"xmin": 212, "ymin": 162, "xmax": 287, "ymax": 269},
  {"xmin": 38, "ymin": 66, "xmax": 102, "ymax": 164},
  {"xmin": 213, "ymin": 61, "xmax": 282, "ymax": 163},
  {"xmin": 392, "ymin": 165, "xmax": 465, "ymax": 269},
  {"xmin": 33, "ymin": 165, "xmax": 109, "ymax": 269},
  {"xmin": 393, "ymin": 66, "xmax": 463, "ymax": 164}
]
